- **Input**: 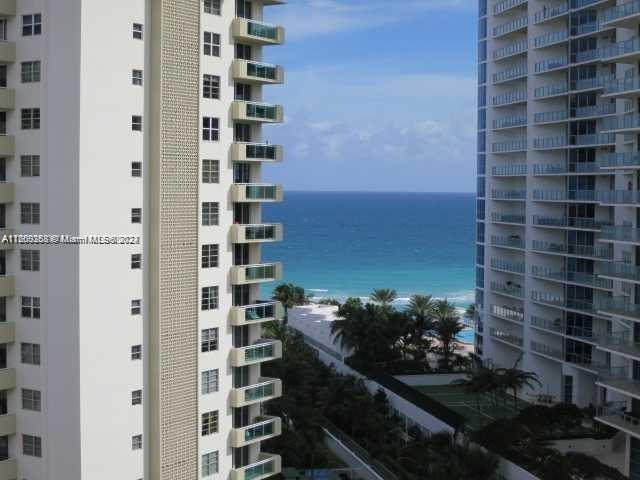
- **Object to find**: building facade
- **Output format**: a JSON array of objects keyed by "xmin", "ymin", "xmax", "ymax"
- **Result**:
[
  {"xmin": 477, "ymin": 0, "xmax": 640, "ymax": 477},
  {"xmin": 0, "ymin": 0, "xmax": 286, "ymax": 479}
]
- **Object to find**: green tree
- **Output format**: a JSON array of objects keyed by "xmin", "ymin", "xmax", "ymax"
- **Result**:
[
  {"xmin": 465, "ymin": 303, "xmax": 476, "ymax": 319},
  {"xmin": 272, "ymin": 283, "xmax": 307, "ymax": 323},
  {"xmin": 497, "ymin": 357, "xmax": 541, "ymax": 415},
  {"xmin": 405, "ymin": 294, "xmax": 436, "ymax": 360},
  {"xmin": 432, "ymin": 300, "xmax": 464, "ymax": 371},
  {"xmin": 370, "ymin": 288, "xmax": 397, "ymax": 306}
]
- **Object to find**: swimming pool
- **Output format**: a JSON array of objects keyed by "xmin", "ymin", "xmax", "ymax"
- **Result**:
[{"xmin": 457, "ymin": 328, "xmax": 475, "ymax": 344}]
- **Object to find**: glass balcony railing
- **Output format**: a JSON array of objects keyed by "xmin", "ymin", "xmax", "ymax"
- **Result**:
[
  {"xmin": 534, "ymin": 30, "xmax": 568, "ymax": 48},
  {"xmin": 491, "ymin": 164, "xmax": 527, "ymax": 175},
  {"xmin": 572, "ymin": 0, "xmax": 605, "ymax": 8},
  {"xmin": 534, "ymin": 82, "xmax": 568, "ymax": 98},
  {"xmin": 492, "ymin": 140, "xmax": 527, "ymax": 153},
  {"xmin": 534, "ymin": 3, "xmax": 569, "ymax": 23},
  {"xmin": 601, "ymin": 37, "xmax": 640, "ymax": 60},
  {"xmin": 246, "ymin": 102, "xmax": 280, "ymax": 121},
  {"xmin": 490, "ymin": 304, "xmax": 524, "ymax": 322},
  {"xmin": 490, "ymin": 328, "xmax": 523, "ymax": 346},
  {"xmin": 491, "ymin": 235, "xmax": 525, "ymax": 249},
  {"xmin": 597, "ymin": 297, "xmax": 640, "ymax": 319},
  {"xmin": 244, "ymin": 380, "xmax": 276, "ymax": 403},
  {"xmin": 492, "ymin": 189, "xmax": 526, "ymax": 200},
  {"xmin": 243, "ymin": 302, "xmax": 279, "ymax": 322},
  {"xmin": 492, "ymin": 213, "xmax": 526, "ymax": 224},
  {"xmin": 572, "ymin": 74, "xmax": 615, "ymax": 92},
  {"xmin": 494, "ymin": 0, "xmax": 528, "ymax": 15},
  {"xmin": 246, "ymin": 61, "xmax": 279, "ymax": 81},
  {"xmin": 493, "ymin": 65, "xmax": 527, "ymax": 83},
  {"xmin": 603, "ymin": 114, "xmax": 640, "ymax": 131},
  {"xmin": 530, "ymin": 315, "xmax": 563, "ymax": 333},
  {"xmin": 243, "ymin": 455, "xmax": 278, "ymax": 480},
  {"xmin": 493, "ymin": 115, "xmax": 527, "ymax": 129},
  {"xmin": 491, "ymin": 257, "xmax": 525, "ymax": 274},
  {"xmin": 531, "ymin": 266, "xmax": 613, "ymax": 289},
  {"xmin": 571, "ymin": 49, "xmax": 600, "ymax": 64},
  {"xmin": 596, "ymin": 403, "xmax": 640, "ymax": 436},
  {"xmin": 491, "ymin": 281, "xmax": 524, "ymax": 298},
  {"xmin": 245, "ymin": 143, "xmax": 279, "ymax": 160},
  {"xmin": 244, "ymin": 224, "xmax": 278, "ymax": 241},
  {"xmin": 532, "ymin": 215, "xmax": 611, "ymax": 230},
  {"xmin": 492, "ymin": 90, "xmax": 527, "ymax": 106},
  {"xmin": 600, "ymin": 225, "xmax": 640, "ymax": 243},
  {"xmin": 493, "ymin": 15, "xmax": 528, "ymax": 37},
  {"xmin": 533, "ymin": 137, "xmax": 567, "ymax": 149},
  {"xmin": 245, "ymin": 264, "xmax": 278, "ymax": 281},
  {"xmin": 598, "ymin": 190, "xmax": 640, "ymax": 204},
  {"xmin": 570, "ymin": 133, "xmax": 615, "ymax": 146},
  {"xmin": 531, "ymin": 240, "xmax": 613, "ymax": 259},
  {"xmin": 570, "ymin": 21, "xmax": 602, "ymax": 36},
  {"xmin": 243, "ymin": 184, "xmax": 279, "ymax": 201},
  {"xmin": 603, "ymin": 0, "xmax": 640, "ymax": 24},
  {"xmin": 604, "ymin": 75, "xmax": 640, "ymax": 95},
  {"xmin": 244, "ymin": 341, "xmax": 277, "ymax": 363},
  {"xmin": 494, "ymin": 39, "xmax": 528, "ymax": 60},
  {"xmin": 244, "ymin": 417, "xmax": 278, "ymax": 443},
  {"xmin": 534, "ymin": 110, "xmax": 568, "ymax": 124},
  {"xmin": 247, "ymin": 20, "xmax": 279, "ymax": 41},
  {"xmin": 531, "ymin": 340, "xmax": 563, "ymax": 360},
  {"xmin": 533, "ymin": 162, "xmax": 598, "ymax": 174},
  {"xmin": 598, "ymin": 262, "xmax": 640, "ymax": 282},
  {"xmin": 535, "ymin": 55, "xmax": 568, "ymax": 73},
  {"xmin": 599, "ymin": 152, "xmax": 640, "ymax": 168},
  {"xmin": 572, "ymin": 103, "xmax": 616, "ymax": 119}
]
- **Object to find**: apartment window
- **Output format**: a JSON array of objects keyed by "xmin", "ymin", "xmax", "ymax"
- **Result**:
[
  {"xmin": 132, "ymin": 162, "xmax": 142, "ymax": 177},
  {"xmin": 204, "ymin": 0, "xmax": 222, "ymax": 14},
  {"xmin": 21, "ymin": 108, "xmax": 41, "ymax": 130},
  {"xmin": 201, "ymin": 287, "xmax": 219, "ymax": 312},
  {"xmin": 131, "ymin": 390, "xmax": 142, "ymax": 405},
  {"xmin": 20, "ymin": 203, "xmax": 40, "ymax": 225},
  {"xmin": 201, "ymin": 327, "xmax": 219, "ymax": 352},
  {"xmin": 21, "ymin": 155, "xmax": 40, "ymax": 177},
  {"xmin": 132, "ymin": 434, "xmax": 142, "ymax": 450},
  {"xmin": 202, "ymin": 202, "xmax": 219, "ymax": 226},
  {"xmin": 202, "ymin": 369, "xmax": 219, "ymax": 394},
  {"xmin": 22, "ymin": 14, "xmax": 42, "ymax": 36},
  {"xmin": 236, "ymin": 0, "xmax": 252, "ymax": 19},
  {"xmin": 202, "ymin": 117, "xmax": 219, "ymax": 141},
  {"xmin": 132, "ymin": 115, "xmax": 142, "ymax": 131},
  {"xmin": 202, "ymin": 159, "xmax": 219, "ymax": 183},
  {"xmin": 23, "ymin": 435, "xmax": 42, "ymax": 457},
  {"xmin": 22, "ymin": 389, "xmax": 41, "ymax": 411},
  {"xmin": 202, "ymin": 451, "xmax": 219, "ymax": 477},
  {"xmin": 203, "ymin": 74, "xmax": 220, "ymax": 99},
  {"xmin": 202, "ymin": 244, "xmax": 219, "ymax": 269},
  {"xmin": 131, "ymin": 345, "xmax": 142, "ymax": 360},
  {"xmin": 235, "ymin": 43, "xmax": 252, "ymax": 60},
  {"xmin": 131, "ymin": 208, "xmax": 142, "ymax": 224},
  {"xmin": 21, "ymin": 296, "xmax": 40, "ymax": 319},
  {"xmin": 203, "ymin": 32, "xmax": 220, "ymax": 56},
  {"xmin": 132, "ymin": 69, "xmax": 143, "ymax": 86},
  {"xmin": 21, "ymin": 61, "xmax": 41, "ymax": 83},
  {"xmin": 21, "ymin": 343, "xmax": 40, "ymax": 365},
  {"xmin": 132, "ymin": 23, "xmax": 143, "ymax": 40},
  {"xmin": 21, "ymin": 250, "xmax": 40, "ymax": 271},
  {"xmin": 131, "ymin": 299, "xmax": 141, "ymax": 315},
  {"xmin": 131, "ymin": 254, "xmax": 141, "ymax": 269},
  {"xmin": 201, "ymin": 411, "xmax": 219, "ymax": 436}
]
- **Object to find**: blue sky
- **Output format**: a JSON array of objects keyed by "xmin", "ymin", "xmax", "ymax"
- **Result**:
[{"xmin": 262, "ymin": 0, "xmax": 478, "ymax": 193}]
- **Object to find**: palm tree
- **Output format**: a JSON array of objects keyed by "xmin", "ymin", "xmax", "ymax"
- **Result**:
[
  {"xmin": 432, "ymin": 300, "xmax": 464, "ymax": 371},
  {"xmin": 406, "ymin": 294, "xmax": 436, "ymax": 359},
  {"xmin": 498, "ymin": 362, "xmax": 542, "ymax": 415},
  {"xmin": 370, "ymin": 288, "xmax": 397, "ymax": 306},
  {"xmin": 465, "ymin": 303, "xmax": 476, "ymax": 319},
  {"xmin": 272, "ymin": 283, "xmax": 307, "ymax": 324}
]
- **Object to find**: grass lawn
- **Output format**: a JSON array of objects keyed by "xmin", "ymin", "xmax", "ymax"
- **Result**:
[{"xmin": 413, "ymin": 384, "xmax": 529, "ymax": 430}]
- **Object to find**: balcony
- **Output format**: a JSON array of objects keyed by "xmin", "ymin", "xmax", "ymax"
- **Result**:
[
  {"xmin": 232, "ymin": 18, "xmax": 285, "ymax": 45},
  {"xmin": 599, "ymin": 262, "xmax": 640, "ymax": 283},
  {"xmin": 0, "ymin": 42, "xmax": 15, "ymax": 64},
  {"xmin": 602, "ymin": 0, "xmax": 640, "ymax": 28},
  {"xmin": 597, "ymin": 297, "xmax": 640, "ymax": 320},
  {"xmin": 572, "ymin": 102, "xmax": 616, "ymax": 120},
  {"xmin": 534, "ymin": 110, "xmax": 568, "ymax": 125},
  {"xmin": 599, "ymin": 152, "xmax": 640, "ymax": 169},
  {"xmin": 0, "ymin": 459, "xmax": 16, "ymax": 480},
  {"xmin": 232, "ymin": 101, "xmax": 284, "ymax": 123},
  {"xmin": 531, "ymin": 291, "xmax": 598, "ymax": 315},
  {"xmin": 533, "ymin": 137, "xmax": 567, "ymax": 150},
  {"xmin": 493, "ymin": 39, "xmax": 528, "ymax": 60},
  {"xmin": 533, "ymin": 162, "xmax": 599, "ymax": 175},
  {"xmin": 230, "ymin": 377, "xmax": 283, "ymax": 408},
  {"xmin": 0, "ymin": 369, "xmax": 14, "ymax": 390},
  {"xmin": 492, "ymin": 164, "xmax": 527, "ymax": 176},
  {"xmin": 597, "ymin": 331, "xmax": 640, "ymax": 359},
  {"xmin": 603, "ymin": 76, "xmax": 640, "ymax": 99},
  {"xmin": 570, "ymin": 48, "xmax": 600, "ymax": 64},
  {"xmin": 530, "ymin": 315, "xmax": 563, "ymax": 334},
  {"xmin": 0, "ymin": 277, "xmax": 14, "ymax": 297},
  {"xmin": 232, "ymin": 59, "xmax": 284, "ymax": 85},
  {"xmin": 231, "ymin": 143, "xmax": 283, "ymax": 163},
  {"xmin": 492, "ymin": 91, "xmax": 527, "ymax": 107},
  {"xmin": 0, "ymin": 323, "xmax": 14, "ymax": 344},
  {"xmin": 493, "ymin": 115, "xmax": 527, "ymax": 130},
  {"xmin": 230, "ymin": 301, "xmax": 284, "ymax": 327},
  {"xmin": 0, "ymin": 1, "xmax": 15, "ymax": 16},
  {"xmin": 492, "ymin": 140, "xmax": 527, "ymax": 154},
  {"xmin": 533, "ymin": 189, "xmax": 597, "ymax": 203},
  {"xmin": 231, "ymin": 184, "xmax": 283, "ymax": 203},
  {"xmin": 535, "ymin": 82, "xmax": 568, "ymax": 99},
  {"xmin": 0, "ymin": 136, "xmax": 13, "ymax": 156},
  {"xmin": 493, "ymin": 65, "xmax": 527, "ymax": 84},
  {"xmin": 534, "ymin": 3, "xmax": 569, "ymax": 24},
  {"xmin": 491, "ymin": 213, "xmax": 525, "ymax": 225},
  {"xmin": 532, "ymin": 215, "xmax": 610, "ymax": 231},
  {"xmin": 493, "ymin": 15, "xmax": 528, "ymax": 38},
  {"xmin": 601, "ymin": 37, "xmax": 640, "ymax": 63},
  {"xmin": 494, "ymin": 0, "xmax": 527, "ymax": 15},
  {"xmin": 596, "ymin": 403, "xmax": 640, "ymax": 438},
  {"xmin": 491, "ymin": 258, "xmax": 525, "ymax": 275},
  {"xmin": 598, "ymin": 367, "xmax": 640, "ymax": 398},
  {"xmin": 530, "ymin": 340, "xmax": 564, "ymax": 362},
  {"xmin": 491, "ymin": 189, "xmax": 526, "ymax": 201},
  {"xmin": 490, "ymin": 235, "xmax": 525, "ymax": 249},
  {"xmin": 231, "ymin": 224, "xmax": 283, "ymax": 243},
  {"xmin": 0, "ymin": 183, "xmax": 14, "ymax": 204},
  {"xmin": 231, "ymin": 416, "xmax": 282, "ymax": 448},
  {"xmin": 231, "ymin": 263, "xmax": 283, "ymax": 285},
  {"xmin": 534, "ymin": 30, "xmax": 568, "ymax": 49},
  {"xmin": 490, "ymin": 328, "xmax": 523, "ymax": 348},
  {"xmin": 0, "ymin": 414, "xmax": 14, "ymax": 436},
  {"xmin": 600, "ymin": 226, "xmax": 640, "ymax": 244},
  {"xmin": 534, "ymin": 56, "xmax": 568, "ymax": 74},
  {"xmin": 602, "ymin": 114, "xmax": 640, "ymax": 133},
  {"xmin": 230, "ymin": 453, "xmax": 282, "ymax": 480},
  {"xmin": 597, "ymin": 190, "xmax": 640, "ymax": 205},
  {"xmin": 531, "ymin": 240, "xmax": 613, "ymax": 260},
  {"xmin": 531, "ymin": 267, "xmax": 613, "ymax": 290},
  {"xmin": 490, "ymin": 281, "xmax": 524, "ymax": 299},
  {"xmin": 231, "ymin": 340, "xmax": 283, "ymax": 367},
  {"xmin": 490, "ymin": 304, "xmax": 524, "ymax": 323}
]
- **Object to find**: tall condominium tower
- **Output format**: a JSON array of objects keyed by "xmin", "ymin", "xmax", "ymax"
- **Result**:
[
  {"xmin": 0, "ymin": 0, "xmax": 286, "ymax": 479},
  {"xmin": 477, "ymin": 0, "xmax": 640, "ymax": 477}
]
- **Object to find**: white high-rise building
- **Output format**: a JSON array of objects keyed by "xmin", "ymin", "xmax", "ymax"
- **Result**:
[
  {"xmin": 477, "ymin": 0, "xmax": 640, "ymax": 477},
  {"xmin": 0, "ymin": 1, "xmax": 286, "ymax": 479}
]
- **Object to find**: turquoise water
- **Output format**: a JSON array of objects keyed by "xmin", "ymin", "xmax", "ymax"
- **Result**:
[{"xmin": 262, "ymin": 191, "xmax": 475, "ymax": 309}]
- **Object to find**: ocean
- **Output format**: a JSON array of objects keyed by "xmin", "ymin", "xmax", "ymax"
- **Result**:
[{"xmin": 262, "ymin": 191, "xmax": 476, "ymax": 311}]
